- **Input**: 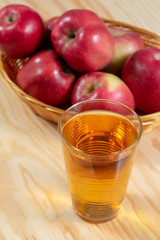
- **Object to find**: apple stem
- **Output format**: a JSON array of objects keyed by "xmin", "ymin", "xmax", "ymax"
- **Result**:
[
  {"xmin": 68, "ymin": 32, "xmax": 76, "ymax": 39},
  {"xmin": 86, "ymin": 84, "xmax": 96, "ymax": 94},
  {"xmin": 5, "ymin": 14, "xmax": 16, "ymax": 24}
]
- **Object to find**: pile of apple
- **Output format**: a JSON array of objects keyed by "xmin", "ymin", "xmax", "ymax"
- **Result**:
[{"xmin": 0, "ymin": 4, "xmax": 160, "ymax": 114}]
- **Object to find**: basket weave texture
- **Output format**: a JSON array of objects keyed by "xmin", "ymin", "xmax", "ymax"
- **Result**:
[{"xmin": 0, "ymin": 18, "xmax": 160, "ymax": 133}]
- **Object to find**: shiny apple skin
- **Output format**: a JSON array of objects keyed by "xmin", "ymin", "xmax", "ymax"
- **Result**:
[
  {"xmin": 0, "ymin": 4, "xmax": 46, "ymax": 58},
  {"xmin": 103, "ymin": 27, "xmax": 145, "ymax": 76},
  {"xmin": 122, "ymin": 47, "xmax": 160, "ymax": 113},
  {"xmin": 51, "ymin": 9, "xmax": 115, "ymax": 72},
  {"xmin": 71, "ymin": 71, "xmax": 135, "ymax": 110},
  {"xmin": 17, "ymin": 49, "xmax": 76, "ymax": 106}
]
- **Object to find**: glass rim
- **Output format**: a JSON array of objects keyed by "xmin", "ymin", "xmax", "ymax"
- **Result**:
[{"xmin": 58, "ymin": 99, "xmax": 143, "ymax": 158}]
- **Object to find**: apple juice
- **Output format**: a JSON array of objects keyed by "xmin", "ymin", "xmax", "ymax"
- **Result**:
[{"xmin": 61, "ymin": 110, "xmax": 138, "ymax": 222}]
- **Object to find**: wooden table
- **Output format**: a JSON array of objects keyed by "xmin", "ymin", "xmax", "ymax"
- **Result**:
[{"xmin": 0, "ymin": 0, "xmax": 160, "ymax": 239}]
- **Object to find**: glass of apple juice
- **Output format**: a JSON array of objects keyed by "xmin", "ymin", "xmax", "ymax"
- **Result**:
[{"xmin": 58, "ymin": 99, "xmax": 142, "ymax": 223}]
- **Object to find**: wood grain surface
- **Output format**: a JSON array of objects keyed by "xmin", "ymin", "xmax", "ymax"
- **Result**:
[{"xmin": 0, "ymin": 0, "xmax": 160, "ymax": 240}]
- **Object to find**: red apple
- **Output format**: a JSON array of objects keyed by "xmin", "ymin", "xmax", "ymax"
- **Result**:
[
  {"xmin": 122, "ymin": 47, "xmax": 160, "ymax": 113},
  {"xmin": 51, "ymin": 9, "xmax": 115, "ymax": 72},
  {"xmin": 0, "ymin": 4, "xmax": 46, "ymax": 58},
  {"xmin": 17, "ymin": 49, "xmax": 76, "ymax": 106},
  {"xmin": 103, "ymin": 27, "xmax": 144, "ymax": 76},
  {"xmin": 71, "ymin": 71, "xmax": 135, "ymax": 110}
]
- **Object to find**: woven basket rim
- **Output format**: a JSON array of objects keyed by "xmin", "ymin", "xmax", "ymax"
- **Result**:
[{"xmin": 102, "ymin": 18, "xmax": 160, "ymax": 38}]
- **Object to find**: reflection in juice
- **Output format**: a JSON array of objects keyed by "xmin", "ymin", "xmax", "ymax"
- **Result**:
[{"xmin": 62, "ymin": 110, "xmax": 138, "ymax": 222}]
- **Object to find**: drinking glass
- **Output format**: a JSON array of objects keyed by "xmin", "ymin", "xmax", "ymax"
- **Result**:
[{"xmin": 58, "ymin": 99, "xmax": 142, "ymax": 223}]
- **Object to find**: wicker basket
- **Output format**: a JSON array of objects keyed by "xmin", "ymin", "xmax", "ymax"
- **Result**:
[{"xmin": 0, "ymin": 18, "xmax": 160, "ymax": 133}]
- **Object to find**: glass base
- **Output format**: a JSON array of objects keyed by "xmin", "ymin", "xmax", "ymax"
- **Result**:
[{"xmin": 73, "ymin": 204, "xmax": 121, "ymax": 223}]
